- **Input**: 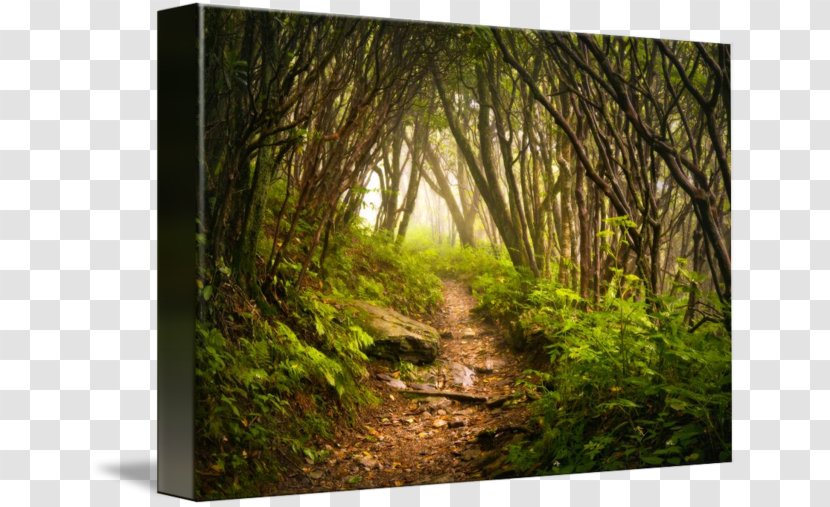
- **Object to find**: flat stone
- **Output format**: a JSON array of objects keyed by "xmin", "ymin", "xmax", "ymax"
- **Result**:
[
  {"xmin": 421, "ymin": 397, "xmax": 452, "ymax": 410},
  {"xmin": 474, "ymin": 358, "xmax": 503, "ymax": 375},
  {"xmin": 376, "ymin": 373, "xmax": 407, "ymax": 389},
  {"xmin": 357, "ymin": 456, "xmax": 380, "ymax": 470},
  {"xmin": 346, "ymin": 300, "xmax": 440, "ymax": 364},
  {"xmin": 447, "ymin": 362, "xmax": 476, "ymax": 387}
]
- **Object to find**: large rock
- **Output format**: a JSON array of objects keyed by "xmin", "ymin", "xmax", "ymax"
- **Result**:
[{"xmin": 347, "ymin": 301, "xmax": 440, "ymax": 364}]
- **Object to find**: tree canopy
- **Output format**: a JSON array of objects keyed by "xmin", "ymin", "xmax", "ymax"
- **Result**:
[{"xmin": 202, "ymin": 12, "xmax": 730, "ymax": 327}]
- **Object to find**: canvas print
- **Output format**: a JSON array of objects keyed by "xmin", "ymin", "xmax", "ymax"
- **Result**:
[{"xmin": 159, "ymin": 4, "xmax": 731, "ymax": 501}]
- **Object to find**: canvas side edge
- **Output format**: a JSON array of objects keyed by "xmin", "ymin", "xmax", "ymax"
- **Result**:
[{"xmin": 157, "ymin": 3, "xmax": 200, "ymax": 500}]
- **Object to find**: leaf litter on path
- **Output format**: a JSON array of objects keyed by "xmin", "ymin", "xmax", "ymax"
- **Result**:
[{"xmin": 278, "ymin": 279, "xmax": 531, "ymax": 494}]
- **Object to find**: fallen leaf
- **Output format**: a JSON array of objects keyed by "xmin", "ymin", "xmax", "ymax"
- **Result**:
[{"xmin": 357, "ymin": 456, "xmax": 380, "ymax": 470}]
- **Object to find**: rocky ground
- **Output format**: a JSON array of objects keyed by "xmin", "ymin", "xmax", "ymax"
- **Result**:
[{"xmin": 278, "ymin": 279, "xmax": 532, "ymax": 494}]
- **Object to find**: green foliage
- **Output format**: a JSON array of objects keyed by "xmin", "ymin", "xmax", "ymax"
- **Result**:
[
  {"xmin": 505, "ymin": 273, "xmax": 729, "ymax": 475},
  {"xmin": 397, "ymin": 360, "xmax": 417, "ymax": 381},
  {"xmin": 416, "ymin": 241, "xmax": 514, "ymax": 284},
  {"xmin": 325, "ymin": 224, "xmax": 443, "ymax": 317},
  {"xmin": 196, "ymin": 221, "xmax": 445, "ymax": 497},
  {"xmin": 408, "ymin": 240, "xmax": 530, "ymax": 321},
  {"xmin": 471, "ymin": 267, "xmax": 531, "ymax": 329},
  {"xmin": 425, "ymin": 241, "xmax": 731, "ymax": 476},
  {"xmin": 194, "ymin": 291, "xmax": 377, "ymax": 498}
]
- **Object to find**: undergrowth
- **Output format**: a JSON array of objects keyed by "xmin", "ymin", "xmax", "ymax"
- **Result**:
[
  {"xmin": 507, "ymin": 272, "xmax": 731, "ymax": 475},
  {"xmin": 412, "ymin": 236, "xmax": 731, "ymax": 476},
  {"xmin": 325, "ymin": 226, "xmax": 442, "ymax": 317},
  {"xmin": 195, "ymin": 219, "xmax": 730, "ymax": 496},
  {"xmin": 194, "ymin": 223, "xmax": 442, "ymax": 498}
]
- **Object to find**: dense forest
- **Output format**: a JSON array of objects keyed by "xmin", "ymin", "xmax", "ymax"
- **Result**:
[{"xmin": 195, "ymin": 8, "xmax": 731, "ymax": 499}]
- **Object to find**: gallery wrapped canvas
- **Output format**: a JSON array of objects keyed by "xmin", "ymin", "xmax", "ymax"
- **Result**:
[{"xmin": 159, "ymin": 4, "xmax": 731, "ymax": 501}]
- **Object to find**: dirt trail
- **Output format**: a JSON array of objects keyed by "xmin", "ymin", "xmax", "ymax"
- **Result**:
[{"xmin": 280, "ymin": 279, "xmax": 530, "ymax": 494}]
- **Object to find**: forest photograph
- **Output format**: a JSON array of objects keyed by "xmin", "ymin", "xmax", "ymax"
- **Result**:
[{"xmin": 194, "ymin": 7, "xmax": 731, "ymax": 499}]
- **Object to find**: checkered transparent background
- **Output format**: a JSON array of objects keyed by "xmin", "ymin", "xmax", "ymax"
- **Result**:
[{"xmin": 0, "ymin": 0, "xmax": 826, "ymax": 505}]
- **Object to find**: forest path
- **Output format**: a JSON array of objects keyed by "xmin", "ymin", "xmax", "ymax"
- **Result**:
[{"xmin": 282, "ymin": 279, "xmax": 531, "ymax": 493}]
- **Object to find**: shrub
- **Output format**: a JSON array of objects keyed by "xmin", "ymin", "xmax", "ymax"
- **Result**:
[
  {"xmin": 325, "ymin": 225, "xmax": 442, "ymax": 317},
  {"xmin": 507, "ymin": 272, "xmax": 731, "ymax": 474},
  {"xmin": 194, "ymin": 291, "xmax": 377, "ymax": 498}
]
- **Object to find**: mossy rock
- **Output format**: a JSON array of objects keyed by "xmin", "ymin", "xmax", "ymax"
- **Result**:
[{"xmin": 345, "ymin": 300, "xmax": 439, "ymax": 364}]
